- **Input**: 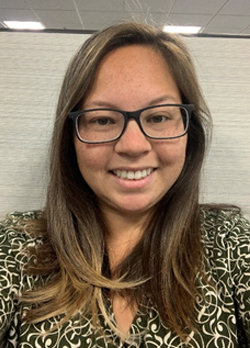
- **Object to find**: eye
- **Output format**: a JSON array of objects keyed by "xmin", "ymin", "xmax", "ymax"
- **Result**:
[
  {"xmin": 147, "ymin": 115, "xmax": 169, "ymax": 123},
  {"xmin": 92, "ymin": 117, "xmax": 115, "ymax": 125}
]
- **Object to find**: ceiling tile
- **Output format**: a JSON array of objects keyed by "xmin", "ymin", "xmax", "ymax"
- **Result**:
[
  {"xmin": 120, "ymin": 11, "xmax": 169, "ymax": 26},
  {"xmin": 0, "ymin": 8, "xmax": 38, "ymax": 22},
  {"xmin": 202, "ymin": 26, "xmax": 243, "ymax": 34},
  {"xmin": 142, "ymin": 12, "xmax": 170, "ymax": 25},
  {"xmin": 0, "ymin": 0, "xmax": 28, "ymax": 9},
  {"xmin": 124, "ymin": 0, "xmax": 172, "ymax": 13},
  {"xmin": 76, "ymin": 0, "xmax": 123, "ymax": 12},
  {"xmin": 77, "ymin": 22, "xmax": 98, "ymax": 30},
  {"xmin": 25, "ymin": 0, "xmax": 75, "ymax": 11},
  {"xmin": 79, "ymin": 11, "xmax": 124, "ymax": 29},
  {"xmin": 219, "ymin": 0, "xmax": 250, "ymax": 15},
  {"xmin": 0, "ymin": 0, "xmax": 249, "ymax": 35},
  {"xmin": 241, "ymin": 26, "xmax": 250, "ymax": 34},
  {"xmin": 207, "ymin": 15, "xmax": 250, "ymax": 29},
  {"xmin": 168, "ymin": 13, "xmax": 212, "ymax": 26},
  {"xmin": 35, "ymin": 10, "xmax": 82, "ymax": 29},
  {"xmin": 172, "ymin": 0, "xmax": 227, "ymax": 15}
]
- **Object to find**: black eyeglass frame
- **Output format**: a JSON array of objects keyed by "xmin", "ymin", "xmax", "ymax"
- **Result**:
[{"xmin": 68, "ymin": 103, "xmax": 194, "ymax": 144}]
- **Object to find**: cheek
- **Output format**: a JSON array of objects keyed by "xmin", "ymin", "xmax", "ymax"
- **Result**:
[
  {"xmin": 76, "ymin": 149, "xmax": 96, "ymax": 174},
  {"xmin": 158, "ymin": 138, "xmax": 187, "ymax": 167},
  {"xmin": 74, "ymin": 141, "xmax": 108, "ymax": 177}
]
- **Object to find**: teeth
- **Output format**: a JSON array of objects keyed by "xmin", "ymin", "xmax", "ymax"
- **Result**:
[{"xmin": 113, "ymin": 168, "xmax": 153, "ymax": 180}]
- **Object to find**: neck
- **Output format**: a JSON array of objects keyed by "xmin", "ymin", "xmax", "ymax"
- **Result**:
[{"xmin": 102, "ymin": 208, "xmax": 150, "ymax": 271}]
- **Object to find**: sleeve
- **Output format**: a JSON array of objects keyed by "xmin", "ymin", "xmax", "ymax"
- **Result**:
[
  {"xmin": 0, "ymin": 215, "xmax": 27, "ymax": 342},
  {"xmin": 222, "ymin": 213, "xmax": 250, "ymax": 344}
]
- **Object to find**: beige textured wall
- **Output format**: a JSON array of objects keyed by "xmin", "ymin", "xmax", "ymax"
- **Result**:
[
  {"xmin": 0, "ymin": 32, "xmax": 249, "ymax": 219},
  {"xmin": 185, "ymin": 37, "xmax": 250, "ymax": 217}
]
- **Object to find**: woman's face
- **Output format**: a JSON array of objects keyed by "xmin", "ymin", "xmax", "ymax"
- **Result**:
[{"xmin": 74, "ymin": 45, "xmax": 187, "ymax": 218}]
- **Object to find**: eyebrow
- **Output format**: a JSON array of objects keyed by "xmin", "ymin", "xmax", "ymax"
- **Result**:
[
  {"xmin": 147, "ymin": 96, "xmax": 179, "ymax": 106},
  {"xmin": 84, "ymin": 95, "xmax": 180, "ymax": 110}
]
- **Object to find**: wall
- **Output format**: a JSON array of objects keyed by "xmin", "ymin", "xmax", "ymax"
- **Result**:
[
  {"xmin": 0, "ymin": 31, "xmax": 249, "ymax": 219},
  {"xmin": 185, "ymin": 36, "xmax": 250, "ymax": 216}
]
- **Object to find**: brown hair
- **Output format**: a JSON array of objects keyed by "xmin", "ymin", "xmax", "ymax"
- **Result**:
[{"xmin": 22, "ymin": 22, "xmax": 212, "ymax": 340}]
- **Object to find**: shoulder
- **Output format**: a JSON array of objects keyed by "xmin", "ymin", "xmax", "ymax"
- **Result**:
[
  {"xmin": 200, "ymin": 206, "xmax": 250, "ymax": 281},
  {"xmin": 0, "ymin": 210, "xmax": 43, "ymax": 245},
  {"xmin": 0, "ymin": 211, "xmax": 43, "ymax": 268},
  {"xmin": 0, "ymin": 211, "xmax": 44, "ymax": 339},
  {"xmin": 200, "ymin": 206, "xmax": 250, "ymax": 249},
  {"xmin": 200, "ymin": 207, "xmax": 250, "ymax": 342}
]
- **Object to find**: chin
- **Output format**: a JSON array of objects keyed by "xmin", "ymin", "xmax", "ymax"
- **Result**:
[{"xmin": 115, "ymin": 202, "xmax": 155, "ymax": 215}]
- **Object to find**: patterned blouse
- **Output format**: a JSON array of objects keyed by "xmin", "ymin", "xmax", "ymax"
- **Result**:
[{"xmin": 0, "ymin": 209, "xmax": 250, "ymax": 348}]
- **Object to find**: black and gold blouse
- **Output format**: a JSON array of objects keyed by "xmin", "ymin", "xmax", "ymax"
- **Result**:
[{"xmin": 0, "ymin": 209, "xmax": 250, "ymax": 347}]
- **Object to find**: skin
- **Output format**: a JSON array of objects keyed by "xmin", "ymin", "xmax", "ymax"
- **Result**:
[
  {"xmin": 74, "ymin": 45, "xmax": 187, "ymax": 225},
  {"xmin": 74, "ymin": 45, "xmax": 187, "ymax": 333}
]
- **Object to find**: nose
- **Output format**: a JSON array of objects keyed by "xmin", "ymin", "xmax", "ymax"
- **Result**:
[{"xmin": 114, "ymin": 119, "xmax": 152, "ymax": 156}]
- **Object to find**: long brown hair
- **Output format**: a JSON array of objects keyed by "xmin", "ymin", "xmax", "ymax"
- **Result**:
[{"xmin": 21, "ymin": 22, "xmax": 212, "ymax": 339}]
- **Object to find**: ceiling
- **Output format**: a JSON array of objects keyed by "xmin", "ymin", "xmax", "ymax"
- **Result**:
[{"xmin": 0, "ymin": 0, "xmax": 250, "ymax": 35}]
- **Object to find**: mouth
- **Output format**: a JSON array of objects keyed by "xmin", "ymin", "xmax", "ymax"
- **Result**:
[{"xmin": 112, "ymin": 168, "xmax": 154, "ymax": 180}]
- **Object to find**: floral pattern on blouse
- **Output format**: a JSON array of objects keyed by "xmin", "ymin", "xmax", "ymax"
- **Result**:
[{"xmin": 0, "ymin": 209, "xmax": 250, "ymax": 347}]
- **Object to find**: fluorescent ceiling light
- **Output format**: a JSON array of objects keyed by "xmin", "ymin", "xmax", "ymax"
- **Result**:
[
  {"xmin": 163, "ymin": 25, "xmax": 201, "ymax": 34},
  {"xmin": 4, "ymin": 21, "xmax": 44, "ymax": 30}
]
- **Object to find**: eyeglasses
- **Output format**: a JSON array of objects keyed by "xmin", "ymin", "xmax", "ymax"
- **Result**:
[{"xmin": 68, "ymin": 104, "xmax": 194, "ymax": 144}]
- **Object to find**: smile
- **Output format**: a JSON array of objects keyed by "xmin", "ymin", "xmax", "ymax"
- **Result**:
[{"xmin": 112, "ymin": 168, "xmax": 154, "ymax": 180}]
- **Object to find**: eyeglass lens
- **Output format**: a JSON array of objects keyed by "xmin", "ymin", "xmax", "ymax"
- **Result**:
[{"xmin": 76, "ymin": 105, "xmax": 188, "ymax": 143}]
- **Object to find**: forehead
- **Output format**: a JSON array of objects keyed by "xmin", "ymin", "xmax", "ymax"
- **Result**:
[
  {"xmin": 92, "ymin": 45, "xmax": 180, "ymax": 94},
  {"xmin": 96, "ymin": 44, "xmax": 168, "ymax": 76},
  {"xmin": 85, "ymin": 45, "xmax": 181, "ymax": 106}
]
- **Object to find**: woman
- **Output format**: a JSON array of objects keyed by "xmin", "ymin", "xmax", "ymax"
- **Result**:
[{"xmin": 0, "ymin": 22, "xmax": 250, "ymax": 347}]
